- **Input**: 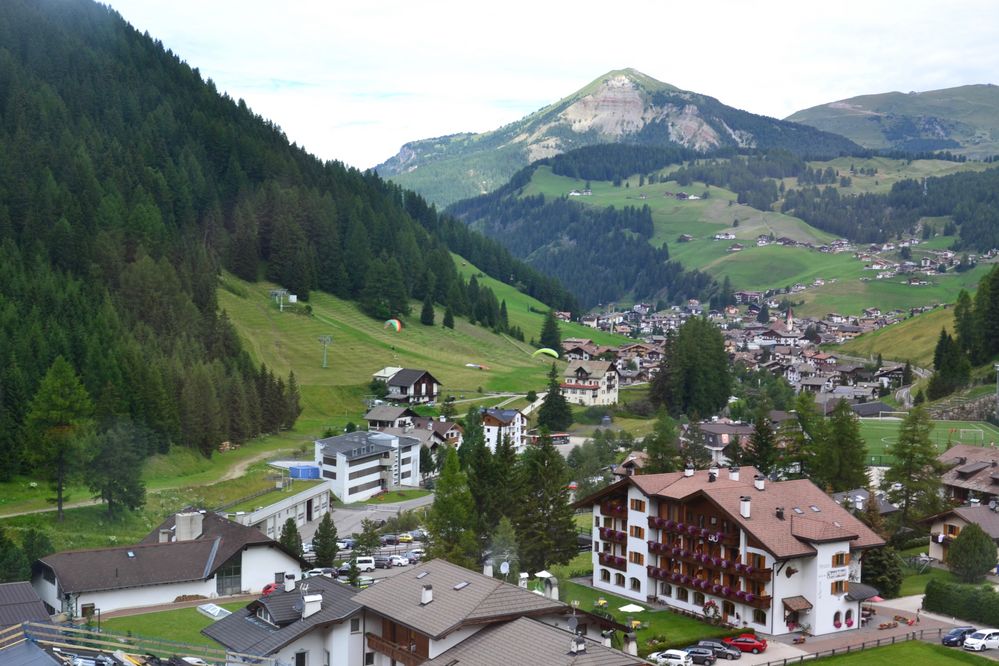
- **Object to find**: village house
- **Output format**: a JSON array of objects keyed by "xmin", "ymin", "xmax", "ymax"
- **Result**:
[
  {"xmin": 315, "ymin": 431, "xmax": 421, "ymax": 503},
  {"xmin": 936, "ymin": 444, "xmax": 999, "ymax": 505},
  {"xmin": 32, "ymin": 511, "xmax": 306, "ymax": 616},
  {"xmin": 364, "ymin": 406, "xmax": 419, "ymax": 431},
  {"xmin": 562, "ymin": 360, "xmax": 619, "ymax": 406},
  {"xmin": 830, "ymin": 489, "xmax": 899, "ymax": 519},
  {"xmin": 481, "ymin": 407, "xmax": 528, "ymax": 453},
  {"xmin": 380, "ymin": 368, "xmax": 441, "ymax": 404},
  {"xmin": 614, "ymin": 451, "xmax": 649, "ymax": 478},
  {"xmin": 922, "ymin": 504, "xmax": 999, "ymax": 564},
  {"xmin": 576, "ymin": 467, "xmax": 884, "ymax": 637},
  {"xmin": 695, "ymin": 420, "xmax": 754, "ymax": 465}
]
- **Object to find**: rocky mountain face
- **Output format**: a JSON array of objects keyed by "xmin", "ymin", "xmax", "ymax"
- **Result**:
[
  {"xmin": 376, "ymin": 68, "xmax": 857, "ymax": 207},
  {"xmin": 787, "ymin": 84, "xmax": 999, "ymax": 156}
]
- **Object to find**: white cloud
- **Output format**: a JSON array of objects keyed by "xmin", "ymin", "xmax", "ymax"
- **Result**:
[{"xmin": 107, "ymin": 0, "xmax": 999, "ymax": 169}]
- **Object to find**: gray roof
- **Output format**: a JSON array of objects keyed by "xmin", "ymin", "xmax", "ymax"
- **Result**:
[
  {"xmin": 0, "ymin": 582, "xmax": 49, "ymax": 627},
  {"xmin": 423, "ymin": 616, "xmax": 644, "ymax": 665},
  {"xmin": 203, "ymin": 576, "xmax": 361, "ymax": 656},
  {"xmin": 364, "ymin": 406, "xmax": 418, "ymax": 422},
  {"xmin": 354, "ymin": 559, "xmax": 564, "ymax": 639},
  {"xmin": 830, "ymin": 488, "xmax": 899, "ymax": 515},
  {"xmin": 388, "ymin": 368, "xmax": 439, "ymax": 387},
  {"xmin": 947, "ymin": 505, "xmax": 999, "ymax": 539},
  {"xmin": 0, "ymin": 641, "xmax": 61, "ymax": 665},
  {"xmin": 482, "ymin": 408, "xmax": 522, "ymax": 425},
  {"xmin": 316, "ymin": 431, "xmax": 395, "ymax": 460}
]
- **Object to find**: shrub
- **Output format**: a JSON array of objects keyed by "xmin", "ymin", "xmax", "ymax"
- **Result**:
[{"xmin": 924, "ymin": 579, "xmax": 999, "ymax": 625}]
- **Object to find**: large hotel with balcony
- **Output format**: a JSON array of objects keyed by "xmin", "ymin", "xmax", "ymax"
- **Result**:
[{"xmin": 576, "ymin": 466, "xmax": 884, "ymax": 637}]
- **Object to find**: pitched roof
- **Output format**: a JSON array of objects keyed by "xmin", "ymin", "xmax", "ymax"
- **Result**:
[
  {"xmin": 315, "ymin": 431, "xmax": 397, "ymax": 460},
  {"xmin": 482, "ymin": 408, "xmax": 524, "ymax": 425},
  {"xmin": 921, "ymin": 505, "xmax": 999, "ymax": 540},
  {"xmin": 0, "ymin": 582, "xmax": 49, "ymax": 627},
  {"xmin": 422, "ymin": 616, "xmax": 644, "ymax": 665},
  {"xmin": 388, "ymin": 368, "xmax": 438, "ymax": 387},
  {"xmin": 353, "ymin": 559, "xmax": 564, "ymax": 639},
  {"xmin": 938, "ymin": 444, "xmax": 999, "ymax": 494},
  {"xmin": 203, "ymin": 576, "xmax": 361, "ymax": 656},
  {"xmin": 564, "ymin": 360, "xmax": 615, "ymax": 379},
  {"xmin": 364, "ymin": 406, "xmax": 418, "ymax": 422}
]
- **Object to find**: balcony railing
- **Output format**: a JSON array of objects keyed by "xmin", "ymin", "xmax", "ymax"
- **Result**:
[
  {"xmin": 366, "ymin": 633, "xmax": 423, "ymax": 666},
  {"xmin": 646, "ymin": 542, "xmax": 772, "ymax": 580},
  {"xmin": 598, "ymin": 552, "xmax": 627, "ymax": 571},
  {"xmin": 599, "ymin": 527, "xmax": 627, "ymax": 543},
  {"xmin": 645, "ymin": 566, "xmax": 771, "ymax": 609},
  {"xmin": 646, "ymin": 516, "xmax": 739, "ymax": 546},
  {"xmin": 601, "ymin": 502, "xmax": 628, "ymax": 518},
  {"xmin": 930, "ymin": 532, "xmax": 956, "ymax": 545}
]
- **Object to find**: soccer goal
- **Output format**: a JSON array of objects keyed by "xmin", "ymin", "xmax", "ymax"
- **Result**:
[
  {"xmin": 876, "ymin": 411, "xmax": 908, "ymax": 420},
  {"xmin": 958, "ymin": 428, "xmax": 985, "ymax": 443}
]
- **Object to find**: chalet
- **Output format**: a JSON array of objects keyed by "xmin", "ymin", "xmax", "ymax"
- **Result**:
[
  {"xmin": 315, "ymin": 431, "xmax": 421, "ymax": 503},
  {"xmin": 798, "ymin": 375, "xmax": 836, "ymax": 394},
  {"xmin": 413, "ymin": 416, "xmax": 464, "ymax": 449},
  {"xmin": 727, "ymin": 243, "xmax": 744, "ymax": 253},
  {"xmin": 481, "ymin": 408, "xmax": 528, "ymax": 453},
  {"xmin": 695, "ymin": 421, "xmax": 754, "ymax": 465},
  {"xmin": 922, "ymin": 504, "xmax": 999, "ymax": 564},
  {"xmin": 562, "ymin": 360, "xmax": 619, "ymax": 406},
  {"xmin": 386, "ymin": 368, "xmax": 441, "ymax": 404},
  {"xmin": 364, "ymin": 406, "xmax": 419, "ymax": 431},
  {"xmin": 614, "ymin": 451, "xmax": 649, "ymax": 478},
  {"xmin": 32, "ymin": 511, "xmax": 306, "ymax": 616},
  {"xmin": 734, "ymin": 291, "xmax": 763, "ymax": 305},
  {"xmin": 937, "ymin": 444, "xmax": 999, "ymax": 504},
  {"xmin": 874, "ymin": 365, "xmax": 906, "ymax": 389},
  {"xmin": 576, "ymin": 468, "xmax": 884, "ymax": 637},
  {"xmin": 713, "ymin": 232, "xmax": 735, "ymax": 241}
]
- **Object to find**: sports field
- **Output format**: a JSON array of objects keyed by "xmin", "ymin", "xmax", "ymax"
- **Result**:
[{"xmin": 859, "ymin": 417, "xmax": 999, "ymax": 464}]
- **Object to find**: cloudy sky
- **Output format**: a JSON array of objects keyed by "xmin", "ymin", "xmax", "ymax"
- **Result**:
[{"xmin": 107, "ymin": 0, "xmax": 999, "ymax": 170}]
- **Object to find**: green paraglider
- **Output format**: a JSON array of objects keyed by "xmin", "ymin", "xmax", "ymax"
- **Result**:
[{"xmin": 532, "ymin": 347, "xmax": 559, "ymax": 359}]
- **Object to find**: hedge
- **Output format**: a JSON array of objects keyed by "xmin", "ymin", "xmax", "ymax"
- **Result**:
[{"xmin": 923, "ymin": 578, "xmax": 999, "ymax": 624}]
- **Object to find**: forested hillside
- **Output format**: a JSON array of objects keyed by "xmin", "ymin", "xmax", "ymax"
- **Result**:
[{"xmin": 0, "ymin": 0, "xmax": 573, "ymax": 482}]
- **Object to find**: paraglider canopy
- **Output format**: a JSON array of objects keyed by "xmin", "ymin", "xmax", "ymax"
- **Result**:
[
  {"xmin": 384, "ymin": 319, "xmax": 403, "ymax": 332},
  {"xmin": 532, "ymin": 347, "xmax": 559, "ymax": 359}
]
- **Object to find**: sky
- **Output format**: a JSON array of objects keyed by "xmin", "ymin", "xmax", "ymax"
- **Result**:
[{"xmin": 106, "ymin": 0, "xmax": 999, "ymax": 170}]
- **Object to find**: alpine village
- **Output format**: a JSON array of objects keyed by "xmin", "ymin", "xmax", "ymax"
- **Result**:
[{"xmin": 7, "ymin": 2, "xmax": 999, "ymax": 666}]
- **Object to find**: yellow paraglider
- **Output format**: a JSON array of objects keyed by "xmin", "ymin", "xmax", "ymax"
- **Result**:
[
  {"xmin": 384, "ymin": 319, "xmax": 403, "ymax": 332},
  {"xmin": 532, "ymin": 347, "xmax": 559, "ymax": 359}
]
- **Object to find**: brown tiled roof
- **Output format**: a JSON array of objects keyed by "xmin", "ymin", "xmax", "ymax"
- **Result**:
[
  {"xmin": 790, "ymin": 516, "xmax": 860, "ymax": 543},
  {"xmin": 782, "ymin": 596, "xmax": 813, "ymax": 612},
  {"xmin": 938, "ymin": 444, "xmax": 999, "ymax": 495},
  {"xmin": 565, "ymin": 360, "xmax": 615, "ymax": 379},
  {"xmin": 422, "ymin": 616, "xmax": 645, "ymax": 665},
  {"xmin": 613, "ymin": 451, "xmax": 648, "ymax": 475},
  {"xmin": 354, "ymin": 559, "xmax": 564, "ymax": 639},
  {"xmin": 921, "ymin": 505, "xmax": 999, "ymax": 540}
]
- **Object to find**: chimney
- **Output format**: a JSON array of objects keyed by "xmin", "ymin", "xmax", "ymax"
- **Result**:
[
  {"xmin": 302, "ymin": 593, "xmax": 322, "ymax": 619},
  {"xmin": 709, "ymin": 465, "xmax": 719, "ymax": 478},
  {"xmin": 284, "ymin": 573, "xmax": 296, "ymax": 593},
  {"xmin": 569, "ymin": 636, "xmax": 587, "ymax": 654},
  {"xmin": 483, "ymin": 562, "xmax": 493, "ymax": 578},
  {"xmin": 728, "ymin": 467, "xmax": 740, "ymax": 482},
  {"xmin": 518, "ymin": 573, "xmax": 529, "ymax": 588},
  {"xmin": 708, "ymin": 472, "xmax": 717, "ymax": 483},
  {"xmin": 601, "ymin": 630, "xmax": 614, "ymax": 648},
  {"xmin": 754, "ymin": 475, "xmax": 766, "ymax": 491},
  {"xmin": 684, "ymin": 465, "xmax": 694, "ymax": 477},
  {"xmin": 175, "ymin": 511, "xmax": 203, "ymax": 542},
  {"xmin": 439, "ymin": 415, "xmax": 445, "ymax": 422},
  {"xmin": 420, "ymin": 584, "xmax": 433, "ymax": 605},
  {"xmin": 970, "ymin": 498, "xmax": 981, "ymax": 507},
  {"xmin": 544, "ymin": 576, "xmax": 559, "ymax": 600},
  {"xmin": 623, "ymin": 631, "xmax": 638, "ymax": 656},
  {"xmin": 158, "ymin": 529, "xmax": 171, "ymax": 543},
  {"xmin": 740, "ymin": 496, "xmax": 751, "ymax": 519},
  {"xmin": 775, "ymin": 507, "xmax": 784, "ymax": 520}
]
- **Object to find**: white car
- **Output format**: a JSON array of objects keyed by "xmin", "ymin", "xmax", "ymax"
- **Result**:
[
  {"xmin": 389, "ymin": 555, "xmax": 410, "ymax": 566},
  {"xmin": 648, "ymin": 649, "xmax": 693, "ymax": 666},
  {"xmin": 964, "ymin": 629, "xmax": 999, "ymax": 651}
]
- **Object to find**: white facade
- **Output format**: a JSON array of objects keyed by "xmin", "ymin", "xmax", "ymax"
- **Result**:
[
  {"xmin": 315, "ymin": 433, "xmax": 421, "ymax": 504},
  {"xmin": 482, "ymin": 410, "xmax": 527, "ymax": 453},
  {"xmin": 562, "ymin": 362, "xmax": 619, "ymax": 407},
  {"xmin": 231, "ymin": 482, "xmax": 334, "ymax": 539}
]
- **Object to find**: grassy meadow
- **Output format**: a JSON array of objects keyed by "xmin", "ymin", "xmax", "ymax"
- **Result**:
[
  {"xmin": 811, "ymin": 641, "xmax": 992, "ymax": 665},
  {"xmin": 839, "ymin": 306, "xmax": 955, "ymax": 367}
]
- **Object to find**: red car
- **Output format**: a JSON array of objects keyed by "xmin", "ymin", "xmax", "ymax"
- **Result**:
[
  {"xmin": 722, "ymin": 634, "xmax": 767, "ymax": 654},
  {"xmin": 261, "ymin": 582, "xmax": 280, "ymax": 596}
]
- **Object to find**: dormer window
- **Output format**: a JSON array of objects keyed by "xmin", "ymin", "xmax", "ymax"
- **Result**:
[{"xmin": 256, "ymin": 607, "xmax": 275, "ymax": 626}]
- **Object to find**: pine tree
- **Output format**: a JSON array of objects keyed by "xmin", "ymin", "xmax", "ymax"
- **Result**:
[
  {"xmin": 355, "ymin": 518, "xmax": 382, "ymax": 556},
  {"xmin": 284, "ymin": 371, "xmax": 302, "ymax": 429},
  {"xmin": 537, "ymin": 363, "xmax": 573, "ymax": 432},
  {"xmin": 499, "ymin": 300, "xmax": 509, "ymax": 331},
  {"xmin": 465, "ymin": 423, "xmax": 499, "ymax": 537},
  {"xmin": 745, "ymin": 412, "xmax": 778, "ymax": 476},
  {"xmin": 681, "ymin": 422, "xmax": 713, "ymax": 469},
  {"xmin": 492, "ymin": 435, "xmax": 520, "ymax": 520},
  {"xmin": 419, "ymin": 446, "xmax": 434, "ymax": 480},
  {"xmin": 861, "ymin": 546, "xmax": 903, "ymax": 598},
  {"xmin": 426, "ymin": 448, "xmax": 479, "ymax": 568},
  {"xmin": 420, "ymin": 293, "xmax": 435, "ymax": 326},
  {"xmin": 643, "ymin": 411, "xmax": 679, "ymax": 473},
  {"xmin": 514, "ymin": 431, "xmax": 577, "ymax": 573},
  {"xmin": 902, "ymin": 361, "xmax": 913, "ymax": 385},
  {"xmin": 279, "ymin": 517, "xmax": 303, "ymax": 555},
  {"xmin": 0, "ymin": 527, "xmax": 29, "ymax": 583},
  {"xmin": 87, "ymin": 422, "xmax": 147, "ymax": 518},
  {"xmin": 21, "ymin": 528, "xmax": 54, "ymax": 566},
  {"xmin": 757, "ymin": 304, "xmax": 770, "ymax": 324},
  {"xmin": 25, "ymin": 356, "xmax": 94, "ymax": 522},
  {"xmin": 443, "ymin": 306, "xmax": 455, "ymax": 329},
  {"xmin": 814, "ymin": 400, "xmax": 868, "ymax": 492},
  {"xmin": 539, "ymin": 310, "xmax": 561, "ymax": 351},
  {"xmin": 312, "ymin": 512, "xmax": 339, "ymax": 567},
  {"xmin": 948, "ymin": 523, "xmax": 998, "ymax": 583},
  {"xmin": 884, "ymin": 405, "xmax": 944, "ymax": 529},
  {"xmin": 489, "ymin": 516, "xmax": 520, "ymax": 582}
]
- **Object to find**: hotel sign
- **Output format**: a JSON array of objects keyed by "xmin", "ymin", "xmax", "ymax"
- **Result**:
[{"xmin": 825, "ymin": 567, "xmax": 849, "ymax": 582}]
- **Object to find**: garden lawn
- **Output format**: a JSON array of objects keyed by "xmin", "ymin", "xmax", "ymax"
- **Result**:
[
  {"xmin": 811, "ymin": 641, "xmax": 992, "ymax": 664},
  {"xmin": 898, "ymin": 566, "xmax": 958, "ymax": 598},
  {"xmin": 101, "ymin": 602, "xmax": 246, "ymax": 648},
  {"xmin": 558, "ymin": 580, "xmax": 734, "ymax": 655}
]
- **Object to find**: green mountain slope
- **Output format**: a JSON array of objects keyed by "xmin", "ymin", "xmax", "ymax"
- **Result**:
[
  {"xmin": 377, "ymin": 68, "xmax": 859, "ymax": 207},
  {"xmin": 787, "ymin": 84, "xmax": 999, "ymax": 156}
]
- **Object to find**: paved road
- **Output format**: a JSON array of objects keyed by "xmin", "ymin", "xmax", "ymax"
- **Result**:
[{"xmin": 297, "ymin": 493, "xmax": 435, "ymax": 544}]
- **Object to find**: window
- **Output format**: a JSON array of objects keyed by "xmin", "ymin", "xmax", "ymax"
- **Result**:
[
  {"xmin": 615, "ymin": 573, "xmax": 625, "ymax": 587},
  {"xmin": 601, "ymin": 569, "xmax": 611, "ymax": 582},
  {"xmin": 945, "ymin": 524, "xmax": 960, "ymax": 536},
  {"xmin": 215, "ymin": 559, "xmax": 242, "ymax": 596},
  {"xmin": 831, "ymin": 580, "xmax": 847, "ymax": 595},
  {"xmin": 629, "ymin": 552, "xmax": 644, "ymax": 566},
  {"xmin": 629, "ymin": 525, "xmax": 645, "ymax": 539},
  {"xmin": 660, "ymin": 583, "xmax": 672, "ymax": 597},
  {"xmin": 753, "ymin": 609, "xmax": 767, "ymax": 625},
  {"xmin": 676, "ymin": 587, "xmax": 689, "ymax": 603},
  {"xmin": 630, "ymin": 577, "xmax": 641, "ymax": 591},
  {"xmin": 80, "ymin": 604, "xmax": 95, "ymax": 618},
  {"xmin": 831, "ymin": 552, "xmax": 851, "ymax": 567},
  {"xmin": 324, "ymin": 651, "xmax": 330, "ymax": 666},
  {"xmin": 295, "ymin": 652, "xmax": 307, "ymax": 666},
  {"xmin": 748, "ymin": 552, "xmax": 767, "ymax": 569},
  {"xmin": 365, "ymin": 653, "xmax": 375, "ymax": 666},
  {"xmin": 694, "ymin": 592, "xmax": 705, "ymax": 606},
  {"xmin": 846, "ymin": 609, "xmax": 854, "ymax": 624},
  {"xmin": 630, "ymin": 498, "xmax": 646, "ymax": 512},
  {"xmin": 594, "ymin": 542, "xmax": 599, "ymax": 552},
  {"xmin": 595, "ymin": 516, "xmax": 600, "ymax": 527},
  {"xmin": 722, "ymin": 600, "xmax": 735, "ymax": 618},
  {"xmin": 350, "ymin": 617, "xmax": 361, "ymax": 633},
  {"xmin": 833, "ymin": 610, "xmax": 842, "ymax": 626},
  {"xmin": 322, "ymin": 469, "xmax": 337, "ymax": 480}
]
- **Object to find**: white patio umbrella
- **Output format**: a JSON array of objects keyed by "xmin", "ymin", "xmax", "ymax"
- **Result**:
[
  {"xmin": 618, "ymin": 603, "xmax": 645, "ymax": 613},
  {"xmin": 534, "ymin": 570, "xmax": 553, "ymax": 578}
]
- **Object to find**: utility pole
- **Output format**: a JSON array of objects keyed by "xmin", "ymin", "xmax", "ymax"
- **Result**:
[
  {"xmin": 318, "ymin": 336, "xmax": 332, "ymax": 369},
  {"xmin": 269, "ymin": 289, "xmax": 289, "ymax": 312}
]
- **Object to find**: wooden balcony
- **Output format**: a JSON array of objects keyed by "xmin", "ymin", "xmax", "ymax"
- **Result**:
[
  {"xmin": 366, "ymin": 633, "xmax": 423, "ymax": 666},
  {"xmin": 599, "ymin": 526, "xmax": 627, "ymax": 544},
  {"xmin": 598, "ymin": 552, "xmax": 627, "ymax": 571},
  {"xmin": 600, "ymin": 502, "xmax": 628, "ymax": 518}
]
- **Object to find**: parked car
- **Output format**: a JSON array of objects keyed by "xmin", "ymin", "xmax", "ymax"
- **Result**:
[
  {"xmin": 389, "ymin": 554, "xmax": 410, "ymax": 566},
  {"xmin": 336, "ymin": 540, "xmax": 351, "ymax": 550},
  {"xmin": 681, "ymin": 646, "xmax": 716, "ymax": 665},
  {"xmin": 380, "ymin": 534, "xmax": 399, "ymax": 546},
  {"xmin": 409, "ymin": 529, "xmax": 427, "ymax": 541},
  {"xmin": 305, "ymin": 567, "xmax": 335, "ymax": 578},
  {"xmin": 696, "ymin": 640, "xmax": 741, "ymax": 660},
  {"xmin": 964, "ymin": 629, "xmax": 999, "ymax": 651},
  {"xmin": 337, "ymin": 555, "xmax": 376, "ymax": 574},
  {"xmin": 398, "ymin": 533, "xmax": 414, "ymax": 543},
  {"xmin": 404, "ymin": 549, "xmax": 424, "ymax": 562},
  {"xmin": 648, "ymin": 649, "xmax": 693, "ymax": 666},
  {"xmin": 354, "ymin": 575, "xmax": 375, "ymax": 589},
  {"xmin": 302, "ymin": 542, "xmax": 313, "ymax": 553},
  {"xmin": 261, "ymin": 582, "xmax": 280, "ymax": 596},
  {"xmin": 374, "ymin": 555, "xmax": 394, "ymax": 569},
  {"xmin": 722, "ymin": 634, "xmax": 767, "ymax": 654},
  {"xmin": 943, "ymin": 626, "xmax": 978, "ymax": 647}
]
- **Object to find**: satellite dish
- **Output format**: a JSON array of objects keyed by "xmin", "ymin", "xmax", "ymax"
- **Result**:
[
  {"xmin": 292, "ymin": 600, "xmax": 304, "ymax": 614},
  {"xmin": 500, "ymin": 561, "xmax": 510, "ymax": 575},
  {"xmin": 568, "ymin": 616, "xmax": 579, "ymax": 634}
]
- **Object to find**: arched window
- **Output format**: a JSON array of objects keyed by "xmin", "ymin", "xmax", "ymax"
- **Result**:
[
  {"xmin": 753, "ymin": 609, "xmax": 766, "ymax": 625},
  {"xmin": 615, "ymin": 573, "xmax": 625, "ymax": 587},
  {"xmin": 630, "ymin": 577, "xmax": 641, "ymax": 592},
  {"xmin": 660, "ymin": 583, "xmax": 672, "ymax": 597},
  {"xmin": 833, "ymin": 610, "xmax": 842, "ymax": 628},
  {"xmin": 845, "ymin": 609, "xmax": 854, "ymax": 627},
  {"xmin": 600, "ymin": 569, "xmax": 610, "ymax": 582},
  {"xmin": 694, "ymin": 591, "xmax": 705, "ymax": 606}
]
